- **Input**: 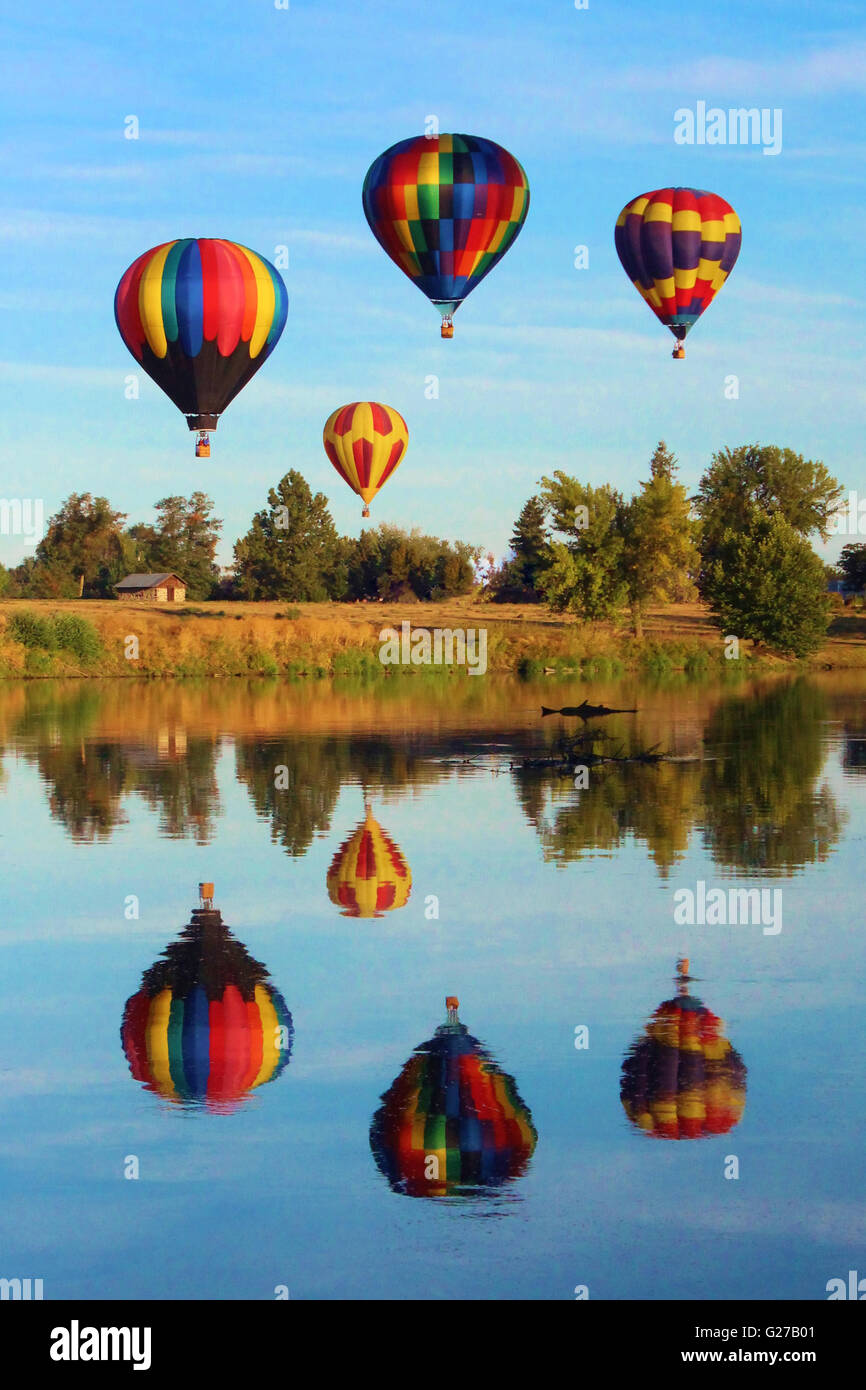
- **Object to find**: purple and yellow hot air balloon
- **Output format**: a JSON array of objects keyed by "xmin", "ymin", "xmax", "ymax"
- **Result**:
[
  {"xmin": 615, "ymin": 188, "xmax": 741, "ymax": 358},
  {"xmin": 363, "ymin": 134, "xmax": 530, "ymax": 338},
  {"xmin": 322, "ymin": 402, "xmax": 408, "ymax": 518},
  {"xmin": 121, "ymin": 884, "xmax": 292, "ymax": 1112},
  {"xmin": 326, "ymin": 806, "xmax": 411, "ymax": 917},
  {"xmin": 620, "ymin": 959, "xmax": 746, "ymax": 1139},
  {"xmin": 370, "ymin": 997, "xmax": 537, "ymax": 1198},
  {"xmin": 114, "ymin": 238, "xmax": 288, "ymax": 456}
]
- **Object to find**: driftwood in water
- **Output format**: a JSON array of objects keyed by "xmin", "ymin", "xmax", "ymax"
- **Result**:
[{"xmin": 540, "ymin": 701, "xmax": 638, "ymax": 720}]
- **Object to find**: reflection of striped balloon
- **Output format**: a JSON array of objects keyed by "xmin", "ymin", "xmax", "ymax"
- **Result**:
[
  {"xmin": 370, "ymin": 1015, "xmax": 536, "ymax": 1197},
  {"xmin": 121, "ymin": 908, "xmax": 292, "ymax": 1112},
  {"xmin": 326, "ymin": 807, "xmax": 411, "ymax": 917},
  {"xmin": 620, "ymin": 993, "xmax": 746, "ymax": 1139},
  {"xmin": 114, "ymin": 239, "xmax": 288, "ymax": 430},
  {"xmin": 322, "ymin": 402, "xmax": 408, "ymax": 514},
  {"xmin": 363, "ymin": 134, "xmax": 530, "ymax": 321},
  {"xmin": 615, "ymin": 188, "xmax": 741, "ymax": 344}
]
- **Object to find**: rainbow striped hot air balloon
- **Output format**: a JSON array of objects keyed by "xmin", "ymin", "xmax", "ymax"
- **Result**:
[
  {"xmin": 114, "ymin": 238, "xmax": 288, "ymax": 455},
  {"xmin": 620, "ymin": 960, "xmax": 747, "ymax": 1139},
  {"xmin": 322, "ymin": 402, "xmax": 408, "ymax": 518},
  {"xmin": 121, "ymin": 886, "xmax": 292, "ymax": 1112},
  {"xmin": 370, "ymin": 998, "xmax": 537, "ymax": 1198},
  {"xmin": 615, "ymin": 188, "xmax": 741, "ymax": 358},
  {"xmin": 326, "ymin": 805, "xmax": 411, "ymax": 917},
  {"xmin": 363, "ymin": 134, "xmax": 530, "ymax": 337}
]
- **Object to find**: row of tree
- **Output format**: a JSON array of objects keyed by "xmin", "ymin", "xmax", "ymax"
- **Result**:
[
  {"xmin": 496, "ymin": 442, "xmax": 861, "ymax": 655},
  {"xmin": 0, "ymin": 472, "xmax": 478, "ymax": 604}
]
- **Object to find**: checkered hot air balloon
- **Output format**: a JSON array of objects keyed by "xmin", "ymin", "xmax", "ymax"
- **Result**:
[
  {"xmin": 620, "ymin": 960, "xmax": 747, "ymax": 1139},
  {"xmin": 114, "ymin": 239, "xmax": 288, "ymax": 456},
  {"xmin": 370, "ymin": 998, "xmax": 537, "ymax": 1198},
  {"xmin": 363, "ymin": 134, "xmax": 530, "ymax": 338},
  {"xmin": 615, "ymin": 188, "xmax": 741, "ymax": 358},
  {"xmin": 326, "ymin": 805, "xmax": 411, "ymax": 917},
  {"xmin": 322, "ymin": 402, "xmax": 408, "ymax": 518},
  {"xmin": 121, "ymin": 885, "xmax": 293, "ymax": 1112}
]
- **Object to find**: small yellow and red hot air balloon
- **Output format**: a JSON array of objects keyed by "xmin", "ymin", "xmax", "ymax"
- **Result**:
[
  {"xmin": 120, "ymin": 884, "xmax": 292, "ymax": 1112},
  {"xmin": 326, "ymin": 805, "xmax": 411, "ymax": 917},
  {"xmin": 322, "ymin": 402, "xmax": 408, "ymax": 517},
  {"xmin": 620, "ymin": 959, "xmax": 747, "ymax": 1139}
]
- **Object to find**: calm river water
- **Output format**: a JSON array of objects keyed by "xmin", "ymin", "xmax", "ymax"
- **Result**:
[{"xmin": 0, "ymin": 673, "xmax": 863, "ymax": 1299}]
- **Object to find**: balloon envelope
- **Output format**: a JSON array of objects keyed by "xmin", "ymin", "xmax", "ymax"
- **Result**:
[
  {"xmin": 362, "ymin": 134, "xmax": 529, "ymax": 325},
  {"xmin": 615, "ymin": 188, "xmax": 741, "ymax": 345},
  {"xmin": 114, "ymin": 238, "xmax": 288, "ymax": 432},
  {"xmin": 370, "ymin": 1006, "xmax": 536, "ymax": 1197},
  {"xmin": 326, "ymin": 806, "xmax": 411, "ymax": 917},
  {"xmin": 620, "ymin": 973, "xmax": 746, "ymax": 1139},
  {"xmin": 121, "ymin": 904, "xmax": 293, "ymax": 1112}
]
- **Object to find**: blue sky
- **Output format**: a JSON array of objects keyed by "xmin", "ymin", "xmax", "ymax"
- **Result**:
[{"xmin": 1, "ymin": 0, "xmax": 865, "ymax": 567}]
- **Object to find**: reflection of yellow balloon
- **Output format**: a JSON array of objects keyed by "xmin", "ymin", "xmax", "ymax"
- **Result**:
[
  {"xmin": 326, "ymin": 806, "xmax": 411, "ymax": 917},
  {"xmin": 322, "ymin": 402, "xmax": 408, "ymax": 517}
]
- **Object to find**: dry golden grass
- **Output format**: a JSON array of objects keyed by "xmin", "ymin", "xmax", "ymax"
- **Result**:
[{"xmin": 0, "ymin": 594, "xmax": 863, "ymax": 675}]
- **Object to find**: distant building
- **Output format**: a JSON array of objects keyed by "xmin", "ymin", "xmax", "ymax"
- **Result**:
[{"xmin": 115, "ymin": 572, "xmax": 187, "ymax": 603}]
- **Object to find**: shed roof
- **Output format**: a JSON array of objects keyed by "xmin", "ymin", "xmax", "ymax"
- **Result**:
[{"xmin": 115, "ymin": 573, "xmax": 185, "ymax": 590}]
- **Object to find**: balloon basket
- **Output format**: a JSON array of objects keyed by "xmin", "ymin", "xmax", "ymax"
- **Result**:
[
  {"xmin": 362, "ymin": 505, "xmax": 370, "ymax": 518},
  {"xmin": 440, "ymin": 318, "xmax": 454, "ymax": 339},
  {"xmin": 195, "ymin": 432, "xmax": 211, "ymax": 458},
  {"xmin": 672, "ymin": 346, "xmax": 685, "ymax": 360}
]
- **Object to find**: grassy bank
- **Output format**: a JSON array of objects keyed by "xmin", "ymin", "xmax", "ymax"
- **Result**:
[{"xmin": 1, "ymin": 597, "xmax": 864, "ymax": 679}]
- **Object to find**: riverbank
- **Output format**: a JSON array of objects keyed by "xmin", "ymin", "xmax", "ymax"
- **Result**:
[{"xmin": 1, "ymin": 597, "xmax": 864, "ymax": 678}]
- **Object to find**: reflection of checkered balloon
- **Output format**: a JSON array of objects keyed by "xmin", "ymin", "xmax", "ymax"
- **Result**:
[
  {"xmin": 326, "ymin": 806, "xmax": 411, "ymax": 917},
  {"xmin": 322, "ymin": 402, "xmax": 408, "ymax": 511},
  {"xmin": 363, "ymin": 134, "xmax": 530, "ymax": 321},
  {"xmin": 615, "ymin": 187, "xmax": 741, "ymax": 346}
]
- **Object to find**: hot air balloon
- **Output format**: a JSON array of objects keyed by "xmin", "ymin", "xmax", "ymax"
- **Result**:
[
  {"xmin": 114, "ymin": 239, "xmax": 288, "ymax": 455},
  {"xmin": 362, "ymin": 134, "xmax": 530, "ymax": 337},
  {"xmin": 322, "ymin": 403, "xmax": 408, "ymax": 518},
  {"xmin": 614, "ymin": 188, "xmax": 741, "ymax": 358},
  {"xmin": 370, "ymin": 997, "xmax": 537, "ymax": 1198},
  {"xmin": 121, "ymin": 883, "xmax": 293, "ymax": 1112},
  {"xmin": 620, "ymin": 959, "xmax": 746, "ymax": 1139},
  {"xmin": 326, "ymin": 805, "xmax": 411, "ymax": 917}
]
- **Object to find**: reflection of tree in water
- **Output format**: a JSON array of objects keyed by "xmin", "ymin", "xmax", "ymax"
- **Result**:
[
  {"xmin": 16, "ymin": 698, "xmax": 220, "ymax": 843},
  {"xmin": 131, "ymin": 739, "xmax": 220, "ymax": 843},
  {"xmin": 514, "ymin": 755, "xmax": 702, "ymax": 878},
  {"xmin": 37, "ymin": 741, "xmax": 131, "ymax": 841},
  {"xmin": 516, "ymin": 680, "xmax": 845, "ymax": 877},
  {"xmin": 234, "ymin": 735, "xmax": 450, "ymax": 857},
  {"xmin": 700, "ymin": 680, "xmax": 843, "ymax": 873}
]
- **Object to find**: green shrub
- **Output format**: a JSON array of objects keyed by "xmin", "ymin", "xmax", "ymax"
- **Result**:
[
  {"xmin": 52, "ymin": 615, "xmax": 101, "ymax": 662},
  {"xmin": 8, "ymin": 611, "xmax": 57, "ymax": 650}
]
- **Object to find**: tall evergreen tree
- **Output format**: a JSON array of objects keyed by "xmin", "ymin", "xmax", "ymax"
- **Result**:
[
  {"xmin": 233, "ymin": 471, "xmax": 346, "ymax": 601},
  {"xmin": 623, "ymin": 442, "xmax": 699, "ymax": 635},
  {"xmin": 510, "ymin": 495, "xmax": 549, "ymax": 593}
]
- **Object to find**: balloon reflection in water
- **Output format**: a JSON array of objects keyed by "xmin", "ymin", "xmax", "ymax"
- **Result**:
[
  {"xmin": 370, "ymin": 997, "xmax": 537, "ymax": 1197},
  {"xmin": 620, "ymin": 959, "xmax": 746, "ymax": 1139},
  {"xmin": 326, "ymin": 805, "xmax": 411, "ymax": 918},
  {"xmin": 121, "ymin": 884, "xmax": 293, "ymax": 1112}
]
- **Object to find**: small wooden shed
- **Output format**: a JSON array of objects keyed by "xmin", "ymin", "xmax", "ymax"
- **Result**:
[{"xmin": 116, "ymin": 572, "xmax": 187, "ymax": 603}]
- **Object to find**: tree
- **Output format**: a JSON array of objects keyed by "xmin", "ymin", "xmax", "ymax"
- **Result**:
[
  {"xmin": 343, "ymin": 525, "xmax": 478, "ymax": 601},
  {"xmin": 695, "ymin": 444, "xmax": 843, "ymax": 585},
  {"xmin": 124, "ymin": 494, "xmax": 221, "ymax": 600},
  {"xmin": 510, "ymin": 496, "xmax": 549, "ymax": 593},
  {"xmin": 702, "ymin": 509, "xmax": 831, "ymax": 656},
  {"xmin": 26, "ymin": 494, "xmax": 127, "ymax": 597},
  {"xmin": 622, "ymin": 442, "xmax": 699, "ymax": 636},
  {"xmin": 233, "ymin": 471, "xmax": 346, "ymax": 601},
  {"xmin": 537, "ymin": 473, "xmax": 626, "ymax": 619},
  {"xmin": 839, "ymin": 543, "xmax": 866, "ymax": 594}
]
